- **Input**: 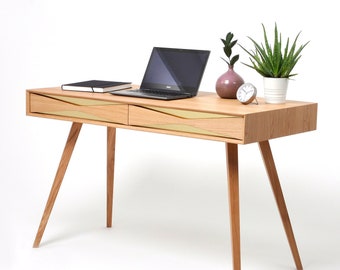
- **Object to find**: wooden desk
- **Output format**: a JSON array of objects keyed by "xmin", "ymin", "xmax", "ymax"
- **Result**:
[{"xmin": 26, "ymin": 86, "xmax": 317, "ymax": 270}]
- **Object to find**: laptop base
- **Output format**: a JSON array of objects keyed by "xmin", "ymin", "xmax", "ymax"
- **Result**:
[{"xmin": 112, "ymin": 89, "xmax": 193, "ymax": 100}]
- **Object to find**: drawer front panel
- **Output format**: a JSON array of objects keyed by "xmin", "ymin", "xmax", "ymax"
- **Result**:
[
  {"xmin": 129, "ymin": 105, "xmax": 244, "ymax": 140},
  {"xmin": 29, "ymin": 93, "xmax": 128, "ymax": 125}
]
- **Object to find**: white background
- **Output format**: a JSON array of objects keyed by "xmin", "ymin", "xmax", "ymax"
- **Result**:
[{"xmin": 1, "ymin": 0, "xmax": 339, "ymax": 269}]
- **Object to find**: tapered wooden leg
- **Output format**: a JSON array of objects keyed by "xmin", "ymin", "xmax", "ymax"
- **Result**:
[
  {"xmin": 258, "ymin": 140, "xmax": 303, "ymax": 270},
  {"xmin": 226, "ymin": 143, "xmax": 241, "ymax": 270},
  {"xmin": 33, "ymin": 122, "xmax": 82, "ymax": 248},
  {"xmin": 106, "ymin": 127, "xmax": 116, "ymax": 227}
]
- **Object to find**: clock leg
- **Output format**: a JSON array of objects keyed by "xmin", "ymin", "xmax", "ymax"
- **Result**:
[{"xmin": 258, "ymin": 140, "xmax": 303, "ymax": 270}]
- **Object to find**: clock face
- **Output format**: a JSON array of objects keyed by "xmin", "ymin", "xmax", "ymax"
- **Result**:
[{"xmin": 236, "ymin": 83, "xmax": 257, "ymax": 104}]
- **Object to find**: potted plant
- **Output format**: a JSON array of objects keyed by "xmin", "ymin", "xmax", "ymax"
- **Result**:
[
  {"xmin": 215, "ymin": 32, "xmax": 244, "ymax": 99},
  {"xmin": 239, "ymin": 23, "xmax": 309, "ymax": 103}
]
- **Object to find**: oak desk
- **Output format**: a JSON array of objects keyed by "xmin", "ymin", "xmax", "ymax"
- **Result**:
[{"xmin": 26, "ymin": 86, "xmax": 317, "ymax": 270}]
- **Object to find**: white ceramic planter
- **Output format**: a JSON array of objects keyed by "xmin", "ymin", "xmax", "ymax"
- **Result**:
[{"xmin": 263, "ymin": 77, "xmax": 288, "ymax": 104}]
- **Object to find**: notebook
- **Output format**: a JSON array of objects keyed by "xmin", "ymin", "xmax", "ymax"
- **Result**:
[{"xmin": 112, "ymin": 47, "xmax": 210, "ymax": 100}]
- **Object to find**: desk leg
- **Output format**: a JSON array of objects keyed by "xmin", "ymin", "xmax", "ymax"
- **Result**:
[
  {"xmin": 226, "ymin": 143, "xmax": 241, "ymax": 270},
  {"xmin": 107, "ymin": 127, "xmax": 116, "ymax": 227},
  {"xmin": 258, "ymin": 140, "xmax": 303, "ymax": 270},
  {"xmin": 33, "ymin": 122, "xmax": 82, "ymax": 248}
]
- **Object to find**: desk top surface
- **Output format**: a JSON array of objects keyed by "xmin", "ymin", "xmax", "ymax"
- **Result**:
[
  {"xmin": 27, "ymin": 86, "xmax": 318, "ymax": 143},
  {"xmin": 27, "ymin": 86, "xmax": 317, "ymax": 117}
]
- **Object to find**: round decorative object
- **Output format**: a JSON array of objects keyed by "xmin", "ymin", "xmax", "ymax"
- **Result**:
[
  {"xmin": 236, "ymin": 83, "xmax": 257, "ymax": 104},
  {"xmin": 215, "ymin": 66, "xmax": 244, "ymax": 99}
]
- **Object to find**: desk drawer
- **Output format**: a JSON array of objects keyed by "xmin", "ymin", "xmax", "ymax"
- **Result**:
[
  {"xmin": 28, "ymin": 93, "xmax": 129, "ymax": 125},
  {"xmin": 129, "ymin": 105, "xmax": 244, "ymax": 140}
]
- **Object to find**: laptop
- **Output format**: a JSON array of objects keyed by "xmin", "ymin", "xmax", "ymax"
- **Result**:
[{"xmin": 112, "ymin": 47, "xmax": 210, "ymax": 100}]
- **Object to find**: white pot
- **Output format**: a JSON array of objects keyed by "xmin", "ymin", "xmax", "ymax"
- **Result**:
[{"xmin": 263, "ymin": 77, "xmax": 288, "ymax": 104}]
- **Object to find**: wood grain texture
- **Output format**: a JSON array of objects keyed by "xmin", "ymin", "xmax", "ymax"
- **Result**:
[
  {"xmin": 26, "ymin": 87, "xmax": 315, "ymax": 269},
  {"xmin": 106, "ymin": 127, "xmax": 116, "ymax": 227},
  {"xmin": 33, "ymin": 122, "xmax": 82, "ymax": 248},
  {"xmin": 129, "ymin": 105, "xmax": 244, "ymax": 140},
  {"xmin": 226, "ymin": 143, "xmax": 241, "ymax": 270},
  {"xmin": 26, "ymin": 87, "xmax": 317, "ymax": 144},
  {"xmin": 259, "ymin": 140, "xmax": 303, "ymax": 270},
  {"xmin": 29, "ymin": 92, "xmax": 128, "ymax": 125}
]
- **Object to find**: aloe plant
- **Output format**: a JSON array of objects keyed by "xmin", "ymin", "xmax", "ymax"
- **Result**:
[
  {"xmin": 221, "ymin": 32, "xmax": 239, "ymax": 67},
  {"xmin": 239, "ymin": 23, "xmax": 309, "ymax": 78}
]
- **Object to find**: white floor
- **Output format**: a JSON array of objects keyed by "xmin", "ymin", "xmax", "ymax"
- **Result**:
[{"xmin": 2, "ymin": 127, "xmax": 339, "ymax": 270}]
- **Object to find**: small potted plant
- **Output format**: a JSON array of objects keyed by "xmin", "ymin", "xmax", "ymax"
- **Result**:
[
  {"xmin": 239, "ymin": 23, "xmax": 309, "ymax": 103},
  {"xmin": 215, "ymin": 32, "xmax": 244, "ymax": 99}
]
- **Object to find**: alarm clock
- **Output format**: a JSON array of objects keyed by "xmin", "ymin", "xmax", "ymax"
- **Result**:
[{"xmin": 236, "ymin": 83, "xmax": 258, "ymax": 105}]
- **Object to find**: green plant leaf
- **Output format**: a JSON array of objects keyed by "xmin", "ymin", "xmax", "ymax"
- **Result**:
[
  {"xmin": 239, "ymin": 23, "xmax": 309, "ymax": 78},
  {"xmin": 224, "ymin": 46, "xmax": 232, "ymax": 58},
  {"xmin": 220, "ymin": 32, "xmax": 239, "ymax": 66},
  {"xmin": 230, "ymin": 55, "xmax": 239, "ymax": 66},
  {"xmin": 225, "ymin": 32, "xmax": 234, "ymax": 45},
  {"xmin": 230, "ymin": 40, "xmax": 237, "ymax": 48}
]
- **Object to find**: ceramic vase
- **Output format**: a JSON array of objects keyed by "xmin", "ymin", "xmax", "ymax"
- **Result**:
[
  {"xmin": 263, "ymin": 77, "xmax": 288, "ymax": 104},
  {"xmin": 215, "ymin": 66, "xmax": 244, "ymax": 99}
]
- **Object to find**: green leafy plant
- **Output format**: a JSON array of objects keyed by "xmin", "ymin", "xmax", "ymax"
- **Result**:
[
  {"xmin": 221, "ymin": 32, "xmax": 240, "ymax": 67},
  {"xmin": 239, "ymin": 23, "xmax": 309, "ymax": 78}
]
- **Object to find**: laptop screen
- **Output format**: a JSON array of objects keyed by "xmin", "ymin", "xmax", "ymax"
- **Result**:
[{"xmin": 140, "ymin": 47, "xmax": 210, "ymax": 94}]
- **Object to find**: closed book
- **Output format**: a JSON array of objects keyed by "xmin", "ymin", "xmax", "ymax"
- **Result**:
[{"xmin": 61, "ymin": 80, "xmax": 132, "ymax": 92}]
